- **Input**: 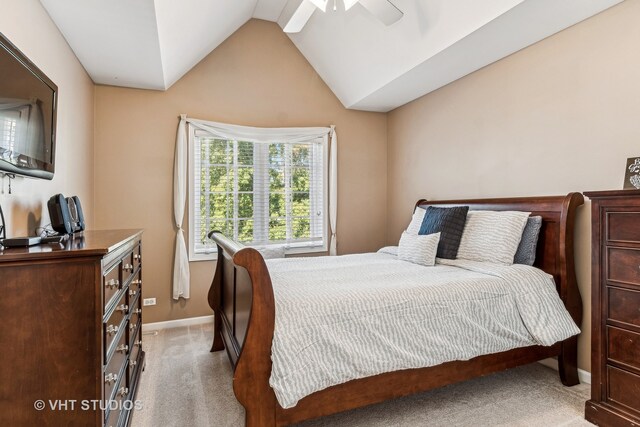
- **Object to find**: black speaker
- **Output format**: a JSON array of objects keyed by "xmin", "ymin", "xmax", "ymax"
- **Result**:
[
  {"xmin": 66, "ymin": 195, "xmax": 85, "ymax": 232},
  {"xmin": 47, "ymin": 194, "xmax": 73, "ymax": 235}
]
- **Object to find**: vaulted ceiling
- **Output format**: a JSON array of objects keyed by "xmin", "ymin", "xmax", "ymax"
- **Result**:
[{"xmin": 40, "ymin": 0, "xmax": 622, "ymax": 112}]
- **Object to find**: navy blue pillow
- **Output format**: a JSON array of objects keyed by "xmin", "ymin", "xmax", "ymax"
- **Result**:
[{"xmin": 419, "ymin": 206, "xmax": 469, "ymax": 259}]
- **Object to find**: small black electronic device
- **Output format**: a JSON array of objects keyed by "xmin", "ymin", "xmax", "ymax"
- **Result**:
[
  {"xmin": 66, "ymin": 195, "xmax": 85, "ymax": 232},
  {"xmin": 47, "ymin": 193, "xmax": 73, "ymax": 235},
  {"xmin": 0, "ymin": 236, "xmax": 42, "ymax": 247},
  {"xmin": 41, "ymin": 235, "xmax": 67, "ymax": 244}
]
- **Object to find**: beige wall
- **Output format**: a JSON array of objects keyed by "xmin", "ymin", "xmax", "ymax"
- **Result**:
[
  {"xmin": 0, "ymin": 0, "xmax": 94, "ymax": 238},
  {"xmin": 94, "ymin": 19, "xmax": 388, "ymax": 324},
  {"xmin": 5, "ymin": 0, "xmax": 626, "ymax": 373},
  {"xmin": 387, "ymin": 0, "xmax": 640, "ymax": 372}
]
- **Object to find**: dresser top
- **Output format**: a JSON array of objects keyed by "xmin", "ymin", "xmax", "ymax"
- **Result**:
[
  {"xmin": 0, "ymin": 229, "xmax": 143, "ymax": 263},
  {"xmin": 583, "ymin": 189, "xmax": 640, "ymax": 198}
]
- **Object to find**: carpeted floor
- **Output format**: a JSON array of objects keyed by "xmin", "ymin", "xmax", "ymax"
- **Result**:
[{"xmin": 131, "ymin": 324, "xmax": 593, "ymax": 427}]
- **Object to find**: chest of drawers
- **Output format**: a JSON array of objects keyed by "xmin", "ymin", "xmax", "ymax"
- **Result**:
[
  {"xmin": 0, "ymin": 229, "xmax": 145, "ymax": 427},
  {"xmin": 584, "ymin": 190, "xmax": 640, "ymax": 426}
]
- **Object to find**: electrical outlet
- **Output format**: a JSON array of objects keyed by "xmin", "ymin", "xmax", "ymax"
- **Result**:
[{"xmin": 143, "ymin": 298, "xmax": 156, "ymax": 306}]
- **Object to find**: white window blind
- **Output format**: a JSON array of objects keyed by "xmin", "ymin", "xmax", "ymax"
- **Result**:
[{"xmin": 190, "ymin": 127, "xmax": 328, "ymax": 258}]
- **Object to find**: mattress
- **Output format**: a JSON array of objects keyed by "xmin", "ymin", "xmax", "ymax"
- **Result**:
[{"xmin": 266, "ymin": 251, "xmax": 580, "ymax": 408}]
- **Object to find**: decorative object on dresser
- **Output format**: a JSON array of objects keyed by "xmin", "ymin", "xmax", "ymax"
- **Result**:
[
  {"xmin": 0, "ymin": 230, "xmax": 145, "ymax": 427},
  {"xmin": 47, "ymin": 193, "xmax": 86, "ymax": 235},
  {"xmin": 584, "ymin": 189, "xmax": 640, "ymax": 427},
  {"xmin": 624, "ymin": 157, "xmax": 640, "ymax": 190}
]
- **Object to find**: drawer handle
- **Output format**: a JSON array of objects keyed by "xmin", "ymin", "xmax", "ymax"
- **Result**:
[
  {"xmin": 123, "ymin": 264, "xmax": 133, "ymax": 272},
  {"xmin": 106, "ymin": 325, "xmax": 119, "ymax": 335},
  {"xmin": 117, "ymin": 387, "xmax": 129, "ymax": 397},
  {"xmin": 129, "ymin": 289, "xmax": 137, "ymax": 297},
  {"xmin": 116, "ymin": 344, "xmax": 129, "ymax": 353},
  {"xmin": 105, "ymin": 279, "xmax": 119, "ymax": 289},
  {"xmin": 131, "ymin": 279, "xmax": 142, "ymax": 286},
  {"xmin": 116, "ymin": 304, "xmax": 129, "ymax": 314},
  {"xmin": 130, "ymin": 360, "xmax": 137, "ymax": 367},
  {"xmin": 129, "ymin": 323, "xmax": 136, "ymax": 332},
  {"xmin": 134, "ymin": 340, "xmax": 142, "ymax": 347},
  {"xmin": 134, "ymin": 254, "xmax": 142, "ymax": 261},
  {"xmin": 134, "ymin": 308, "xmax": 142, "ymax": 315},
  {"xmin": 104, "ymin": 373, "xmax": 118, "ymax": 384}
]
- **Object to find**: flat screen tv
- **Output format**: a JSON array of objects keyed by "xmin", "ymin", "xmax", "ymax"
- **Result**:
[{"xmin": 0, "ymin": 32, "xmax": 57, "ymax": 180}]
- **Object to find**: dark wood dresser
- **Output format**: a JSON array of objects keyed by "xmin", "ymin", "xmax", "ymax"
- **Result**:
[
  {"xmin": 584, "ymin": 190, "xmax": 640, "ymax": 426},
  {"xmin": 0, "ymin": 229, "xmax": 145, "ymax": 427}
]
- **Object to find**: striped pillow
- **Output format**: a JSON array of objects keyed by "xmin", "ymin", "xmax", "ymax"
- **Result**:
[
  {"xmin": 406, "ymin": 207, "xmax": 426, "ymax": 235},
  {"xmin": 456, "ymin": 211, "xmax": 530, "ymax": 265},
  {"xmin": 398, "ymin": 232, "xmax": 440, "ymax": 266}
]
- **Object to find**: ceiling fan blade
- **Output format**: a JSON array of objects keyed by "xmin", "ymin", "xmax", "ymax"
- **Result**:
[
  {"xmin": 308, "ymin": 0, "xmax": 328, "ymax": 12},
  {"xmin": 282, "ymin": 0, "xmax": 317, "ymax": 33},
  {"xmin": 358, "ymin": 0, "xmax": 403, "ymax": 26},
  {"xmin": 344, "ymin": 0, "xmax": 359, "ymax": 10}
]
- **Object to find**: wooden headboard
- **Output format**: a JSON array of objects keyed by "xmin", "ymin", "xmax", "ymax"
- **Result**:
[{"xmin": 415, "ymin": 193, "xmax": 584, "ymax": 325}]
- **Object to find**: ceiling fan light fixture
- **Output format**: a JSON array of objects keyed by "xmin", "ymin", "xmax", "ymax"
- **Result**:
[
  {"xmin": 308, "ymin": 0, "xmax": 328, "ymax": 12},
  {"xmin": 343, "ymin": 0, "xmax": 360, "ymax": 10}
]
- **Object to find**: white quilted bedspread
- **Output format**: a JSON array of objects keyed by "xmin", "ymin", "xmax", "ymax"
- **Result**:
[{"xmin": 266, "ymin": 251, "xmax": 580, "ymax": 408}]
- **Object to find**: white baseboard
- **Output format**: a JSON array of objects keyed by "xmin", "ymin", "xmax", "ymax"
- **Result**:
[
  {"xmin": 538, "ymin": 358, "xmax": 591, "ymax": 385},
  {"xmin": 142, "ymin": 315, "xmax": 214, "ymax": 332}
]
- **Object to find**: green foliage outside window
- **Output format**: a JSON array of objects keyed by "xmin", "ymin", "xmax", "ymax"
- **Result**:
[{"xmin": 197, "ymin": 138, "xmax": 314, "ymax": 247}]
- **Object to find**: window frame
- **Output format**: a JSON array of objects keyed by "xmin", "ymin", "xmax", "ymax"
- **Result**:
[{"xmin": 187, "ymin": 124, "xmax": 329, "ymax": 262}]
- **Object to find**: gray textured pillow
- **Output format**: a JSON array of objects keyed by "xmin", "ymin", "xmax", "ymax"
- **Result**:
[{"xmin": 514, "ymin": 216, "xmax": 542, "ymax": 266}]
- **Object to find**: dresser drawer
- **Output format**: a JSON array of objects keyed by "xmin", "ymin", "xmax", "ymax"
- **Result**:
[
  {"xmin": 129, "ymin": 271, "xmax": 142, "ymax": 302},
  {"xmin": 104, "ymin": 335, "xmax": 127, "ymax": 403},
  {"xmin": 128, "ymin": 325, "xmax": 142, "ymax": 384},
  {"xmin": 608, "ymin": 287, "xmax": 640, "ymax": 327},
  {"xmin": 105, "ymin": 375, "xmax": 129, "ymax": 427},
  {"xmin": 104, "ymin": 293, "xmax": 129, "ymax": 361},
  {"xmin": 608, "ymin": 326, "xmax": 640, "ymax": 371},
  {"xmin": 121, "ymin": 251, "xmax": 135, "ymax": 284},
  {"xmin": 129, "ymin": 304, "xmax": 141, "ymax": 337},
  {"xmin": 103, "ymin": 263, "xmax": 121, "ymax": 311},
  {"xmin": 133, "ymin": 244, "xmax": 142, "ymax": 272},
  {"xmin": 608, "ymin": 212, "xmax": 640, "ymax": 243},
  {"xmin": 608, "ymin": 366, "xmax": 640, "ymax": 413},
  {"xmin": 131, "ymin": 329, "xmax": 143, "ymax": 365},
  {"xmin": 607, "ymin": 247, "xmax": 640, "ymax": 286},
  {"xmin": 107, "ymin": 321, "xmax": 129, "ymax": 362}
]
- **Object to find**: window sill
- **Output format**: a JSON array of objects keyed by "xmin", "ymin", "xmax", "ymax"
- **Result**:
[{"xmin": 189, "ymin": 244, "xmax": 328, "ymax": 262}]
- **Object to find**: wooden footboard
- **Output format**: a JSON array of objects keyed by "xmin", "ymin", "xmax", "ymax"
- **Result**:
[
  {"xmin": 207, "ymin": 192, "xmax": 585, "ymax": 427},
  {"xmin": 207, "ymin": 232, "xmax": 277, "ymax": 425}
]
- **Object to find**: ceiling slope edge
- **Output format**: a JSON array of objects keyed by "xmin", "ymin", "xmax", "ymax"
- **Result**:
[
  {"xmin": 39, "ymin": 0, "xmax": 168, "ymax": 90},
  {"xmin": 155, "ymin": 0, "xmax": 258, "ymax": 90},
  {"xmin": 350, "ymin": 0, "xmax": 623, "ymax": 112}
]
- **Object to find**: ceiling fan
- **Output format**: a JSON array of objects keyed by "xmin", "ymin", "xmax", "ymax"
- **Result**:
[{"xmin": 282, "ymin": 0, "xmax": 404, "ymax": 33}]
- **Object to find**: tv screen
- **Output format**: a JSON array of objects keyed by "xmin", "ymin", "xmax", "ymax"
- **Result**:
[{"xmin": 0, "ymin": 32, "xmax": 57, "ymax": 180}]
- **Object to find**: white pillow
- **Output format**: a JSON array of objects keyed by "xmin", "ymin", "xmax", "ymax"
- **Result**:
[
  {"xmin": 255, "ymin": 246, "xmax": 285, "ymax": 259},
  {"xmin": 406, "ymin": 207, "xmax": 426, "ymax": 235},
  {"xmin": 398, "ymin": 232, "xmax": 440, "ymax": 266},
  {"xmin": 456, "ymin": 211, "xmax": 530, "ymax": 265},
  {"xmin": 377, "ymin": 246, "xmax": 399, "ymax": 256}
]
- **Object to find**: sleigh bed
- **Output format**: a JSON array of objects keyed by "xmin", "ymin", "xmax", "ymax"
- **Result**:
[{"xmin": 207, "ymin": 193, "xmax": 584, "ymax": 426}]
